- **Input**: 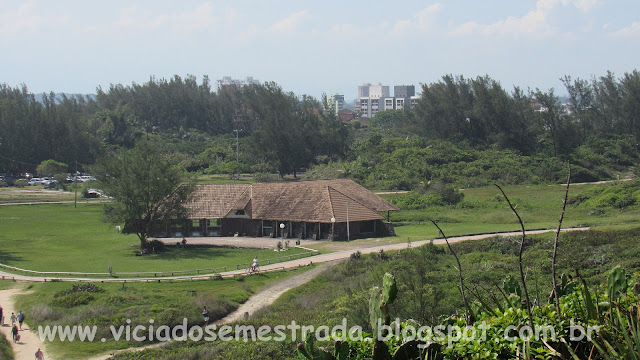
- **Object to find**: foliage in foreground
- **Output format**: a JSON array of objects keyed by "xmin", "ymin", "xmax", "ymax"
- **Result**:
[
  {"xmin": 0, "ymin": 332, "xmax": 14, "ymax": 360},
  {"xmin": 298, "ymin": 267, "xmax": 640, "ymax": 359}
]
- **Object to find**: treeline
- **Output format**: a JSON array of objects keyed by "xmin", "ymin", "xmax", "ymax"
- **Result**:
[
  {"xmin": 395, "ymin": 71, "xmax": 640, "ymax": 157},
  {"xmin": 1, "ymin": 70, "xmax": 639, "ymax": 184},
  {"xmin": 0, "ymin": 84, "xmax": 99, "ymax": 173},
  {"xmin": 0, "ymin": 76, "xmax": 348, "ymax": 176}
]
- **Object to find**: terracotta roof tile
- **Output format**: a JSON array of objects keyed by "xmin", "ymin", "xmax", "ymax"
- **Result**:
[{"xmin": 186, "ymin": 179, "xmax": 397, "ymax": 222}]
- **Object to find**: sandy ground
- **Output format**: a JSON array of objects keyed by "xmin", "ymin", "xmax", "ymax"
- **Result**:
[{"xmin": 0, "ymin": 287, "xmax": 47, "ymax": 360}]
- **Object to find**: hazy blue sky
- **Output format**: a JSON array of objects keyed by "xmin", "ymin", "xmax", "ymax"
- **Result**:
[{"xmin": 1, "ymin": 0, "xmax": 638, "ymax": 100}]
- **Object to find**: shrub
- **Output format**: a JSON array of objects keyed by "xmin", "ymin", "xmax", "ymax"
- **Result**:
[
  {"xmin": 29, "ymin": 304, "xmax": 61, "ymax": 322},
  {"xmin": 253, "ymin": 172, "xmax": 279, "ymax": 183},
  {"xmin": 390, "ymin": 186, "xmax": 464, "ymax": 209},
  {"xmin": 52, "ymin": 292, "xmax": 95, "ymax": 308}
]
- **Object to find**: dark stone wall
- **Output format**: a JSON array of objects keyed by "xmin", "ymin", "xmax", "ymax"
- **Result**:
[{"xmin": 220, "ymin": 218, "xmax": 262, "ymax": 237}]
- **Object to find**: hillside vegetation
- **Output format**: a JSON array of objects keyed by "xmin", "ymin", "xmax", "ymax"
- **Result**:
[{"xmin": 2, "ymin": 70, "xmax": 640, "ymax": 190}]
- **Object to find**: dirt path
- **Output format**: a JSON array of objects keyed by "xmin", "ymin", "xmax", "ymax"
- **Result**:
[
  {"xmin": 0, "ymin": 288, "xmax": 47, "ymax": 360},
  {"xmin": 215, "ymin": 261, "xmax": 340, "ymax": 324},
  {"xmin": 88, "ymin": 261, "xmax": 340, "ymax": 360}
]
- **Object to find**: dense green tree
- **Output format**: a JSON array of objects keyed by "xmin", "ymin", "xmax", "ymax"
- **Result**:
[
  {"xmin": 36, "ymin": 159, "xmax": 68, "ymax": 176},
  {"xmin": 90, "ymin": 140, "xmax": 195, "ymax": 251}
]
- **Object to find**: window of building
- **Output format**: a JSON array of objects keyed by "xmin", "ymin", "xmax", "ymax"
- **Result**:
[{"xmin": 235, "ymin": 210, "xmax": 245, "ymax": 216}]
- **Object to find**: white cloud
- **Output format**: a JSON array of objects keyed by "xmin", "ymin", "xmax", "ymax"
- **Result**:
[
  {"xmin": 0, "ymin": 0, "xmax": 67, "ymax": 35},
  {"xmin": 391, "ymin": 4, "xmax": 443, "ymax": 35},
  {"xmin": 452, "ymin": 0, "xmax": 554, "ymax": 37},
  {"xmin": 88, "ymin": 2, "xmax": 219, "ymax": 33},
  {"xmin": 225, "ymin": 6, "xmax": 237, "ymax": 25},
  {"xmin": 450, "ymin": 0, "xmax": 601, "ymax": 38},
  {"xmin": 271, "ymin": 10, "xmax": 309, "ymax": 33},
  {"xmin": 607, "ymin": 22, "xmax": 640, "ymax": 38},
  {"xmin": 572, "ymin": 0, "xmax": 601, "ymax": 12}
]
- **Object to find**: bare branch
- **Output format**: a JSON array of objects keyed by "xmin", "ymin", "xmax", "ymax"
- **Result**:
[
  {"xmin": 494, "ymin": 184, "xmax": 534, "ymax": 330},
  {"xmin": 552, "ymin": 163, "xmax": 571, "ymax": 321},
  {"xmin": 431, "ymin": 220, "xmax": 472, "ymax": 325}
]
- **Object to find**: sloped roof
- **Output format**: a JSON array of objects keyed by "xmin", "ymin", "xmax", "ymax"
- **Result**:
[
  {"xmin": 187, "ymin": 179, "xmax": 398, "ymax": 222},
  {"xmin": 187, "ymin": 184, "xmax": 250, "ymax": 219}
]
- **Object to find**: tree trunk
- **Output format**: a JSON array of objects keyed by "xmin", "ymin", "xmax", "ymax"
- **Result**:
[{"xmin": 138, "ymin": 232, "xmax": 150, "ymax": 251}]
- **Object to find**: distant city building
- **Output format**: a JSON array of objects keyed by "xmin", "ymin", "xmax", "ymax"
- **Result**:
[
  {"xmin": 216, "ymin": 76, "xmax": 260, "ymax": 90},
  {"xmin": 328, "ymin": 93, "xmax": 345, "ymax": 114},
  {"xmin": 356, "ymin": 83, "xmax": 419, "ymax": 117}
]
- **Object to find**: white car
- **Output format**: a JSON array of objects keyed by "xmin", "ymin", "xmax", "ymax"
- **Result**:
[{"xmin": 27, "ymin": 178, "xmax": 43, "ymax": 186}]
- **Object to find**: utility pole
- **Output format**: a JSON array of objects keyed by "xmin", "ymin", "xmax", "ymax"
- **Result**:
[
  {"xmin": 347, "ymin": 201, "xmax": 350, "ymax": 241},
  {"xmin": 74, "ymin": 160, "xmax": 78, "ymax": 208}
]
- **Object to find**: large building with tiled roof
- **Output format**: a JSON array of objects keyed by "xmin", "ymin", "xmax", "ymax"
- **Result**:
[{"xmin": 152, "ymin": 179, "xmax": 397, "ymax": 241}]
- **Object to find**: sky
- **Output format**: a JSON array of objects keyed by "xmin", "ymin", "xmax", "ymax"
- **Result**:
[{"xmin": 1, "ymin": 0, "xmax": 639, "ymax": 101}]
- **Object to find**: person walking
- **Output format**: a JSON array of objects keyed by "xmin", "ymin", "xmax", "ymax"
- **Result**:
[
  {"xmin": 17, "ymin": 310, "xmax": 25, "ymax": 330},
  {"xmin": 10, "ymin": 312, "xmax": 16, "ymax": 326},
  {"xmin": 0, "ymin": 304, "xmax": 3, "ymax": 325},
  {"xmin": 11, "ymin": 324, "xmax": 19, "ymax": 343},
  {"xmin": 202, "ymin": 306, "xmax": 209, "ymax": 326},
  {"xmin": 35, "ymin": 348, "xmax": 45, "ymax": 360}
]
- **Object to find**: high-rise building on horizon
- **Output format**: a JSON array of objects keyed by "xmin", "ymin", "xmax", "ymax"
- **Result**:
[
  {"xmin": 216, "ymin": 76, "xmax": 260, "ymax": 90},
  {"xmin": 328, "ymin": 93, "xmax": 345, "ymax": 114},
  {"xmin": 356, "ymin": 83, "xmax": 418, "ymax": 117}
]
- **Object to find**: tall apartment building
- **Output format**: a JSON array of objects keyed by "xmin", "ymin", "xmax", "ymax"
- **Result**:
[
  {"xmin": 356, "ymin": 83, "xmax": 419, "ymax": 117},
  {"xmin": 356, "ymin": 83, "xmax": 390, "ymax": 117},
  {"xmin": 216, "ymin": 76, "xmax": 260, "ymax": 90},
  {"xmin": 328, "ymin": 93, "xmax": 345, "ymax": 114}
]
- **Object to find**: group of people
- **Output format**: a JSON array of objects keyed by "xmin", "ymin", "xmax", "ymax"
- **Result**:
[{"xmin": 0, "ymin": 305, "xmax": 45, "ymax": 359}]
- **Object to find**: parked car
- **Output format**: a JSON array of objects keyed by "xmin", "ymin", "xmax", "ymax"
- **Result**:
[
  {"xmin": 27, "ymin": 178, "xmax": 43, "ymax": 186},
  {"xmin": 44, "ymin": 180, "xmax": 58, "ymax": 189}
]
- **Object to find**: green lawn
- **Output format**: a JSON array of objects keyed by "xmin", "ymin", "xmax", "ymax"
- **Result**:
[
  {"xmin": 0, "ymin": 203, "xmax": 309, "ymax": 274},
  {"xmin": 383, "ymin": 183, "xmax": 640, "ymax": 241},
  {"xmin": 10, "ymin": 266, "xmax": 314, "ymax": 359},
  {"xmin": 1, "ymin": 182, "xmax": 638, "ymax": 273}
]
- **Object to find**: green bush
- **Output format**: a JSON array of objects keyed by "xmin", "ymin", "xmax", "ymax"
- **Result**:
[
  {"xmin": 0, "ymin": 332, "xmax": 13, "ymax": 359},
  {"xmin": 391, "ymin": 186, "xmax": 464, "ymax": 209},
  {"xmin": 52, "ymin": 292, "xmax": 95, "ymax": 308}
]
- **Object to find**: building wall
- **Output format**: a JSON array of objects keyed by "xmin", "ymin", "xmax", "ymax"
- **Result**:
[
  {"xmin": 394, "ymin": 85, "xmax": 416, "ymax": 98},
  {"xmin": 357, "ymin": 83, "xmax": 415, "ymax": 117},
  {"xmin": 151, "ymin": 219, "xmax": 396, "ymax": 241}
]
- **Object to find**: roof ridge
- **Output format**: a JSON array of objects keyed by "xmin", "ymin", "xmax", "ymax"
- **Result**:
[
  {"xmin": 327, "ymin": 185, "xmax": 362, "ymax": 206},
  {"xmin": 223, "ymin": 184, "xmax": 252, "ymax": 218},
  {"xmin": 327, "ymin": 185, "xmax": 336, "ymax": 220}
]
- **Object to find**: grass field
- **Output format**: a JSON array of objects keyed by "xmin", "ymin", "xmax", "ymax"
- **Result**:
[
  {"xmin": 384, "ymin": 182, "xmax": 640, "ymax": 240},
  {"xmin": 8, "ymin": 266, "xmax": 314, "ymax": 359},
  {"xmin": 0, "ymin": 203, "xmax": 309, "ymax": 274},
  {"xmin": 1, "ymin": 182, "xmax": 638, "ymax": 273},
  {"xmin": 1, "ymin": 181, "xmax": 639, "ymax": 359}
]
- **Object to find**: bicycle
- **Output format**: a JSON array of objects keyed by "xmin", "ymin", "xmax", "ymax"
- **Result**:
[{"xmin": 245, "ymin": 265, "xmax": 261, "ymax": 274}]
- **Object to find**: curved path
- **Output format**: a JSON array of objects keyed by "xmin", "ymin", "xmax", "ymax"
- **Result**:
[
  {"xmin": 0, "ymin": 288, "xmax": 47, "ymax": 360},
  {"xmin": 0, "ymin": 227, "xmax": 589, "ymax": 359},
  {"xmin": 0, "ymin": 227, "xmax": 590, "ymax": 283},
  {"xmin": 88, "ymin": 261, "xmax": 341, "ymax": 360}
]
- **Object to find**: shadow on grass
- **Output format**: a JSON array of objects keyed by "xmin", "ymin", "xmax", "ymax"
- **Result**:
[
  {"xmin": 133, "ymin": 246, "xmax": 242, "ymax": 262},
  {"xmin": 0, "ymin": 249, "xmax": 24, "ymax": 264}
]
